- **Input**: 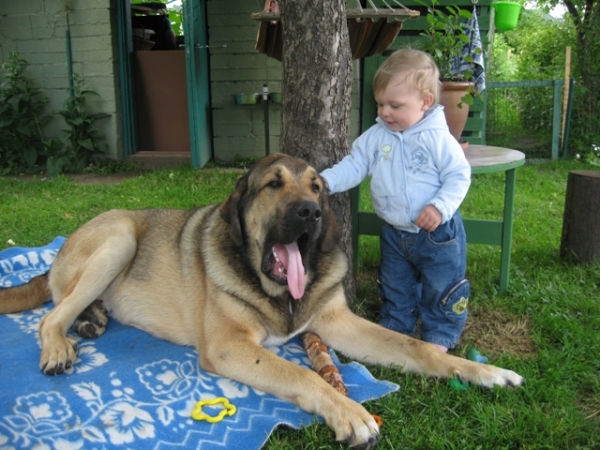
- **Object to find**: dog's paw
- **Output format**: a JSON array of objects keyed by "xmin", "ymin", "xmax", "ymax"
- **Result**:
[
  {"xmin": 325, "ymin": 398, "xmax": 380, "ymax": 449},
  {"xmin": 349, "ymin": 435, "xmax": 379, "ymax": 450},
  {"xmin": 40, "ymin": 336, "xmax": 78, "ymax": 375},
  {"xmin": 489, "ymin": 367, "xmax": 525, "ymax": 387},
  {"xmin": 462, "ymin": 365, "xmax": 525, "ymax": 388},
  {"xmin": 74, "ymin": 299, "xmax": 108, "ymax": 339}
]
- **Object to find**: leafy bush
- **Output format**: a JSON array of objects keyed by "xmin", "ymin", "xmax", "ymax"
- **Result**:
[
  {"xmin": 0, "ymin": 52, "xmax": 52, "ymax": 174},
  {"xmin": 567, "ymin": 19, "xmax": 600, "ymax": 159},
  {"xmin": 581, "ymin": 143, "xmax": 600, "ymax": 166},
  {"xmin": 509, "ymin": 10, "xmax": 574, "ymax": 81},
  {"xmin": 0, "ymin": 54, "xmax": 110, "ymax": 175},
  {"xmin": 47, "ymin": 75, "xmax": 111, "ymax": 175},
  {"xmin": 503, "ymin": 11, "xmax": 574, "ymax": 144}
]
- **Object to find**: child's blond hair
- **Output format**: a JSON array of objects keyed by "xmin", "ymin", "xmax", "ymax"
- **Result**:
[{"xmin": 373, "ymin": 48, "xmax": 441, "ymax": 103}]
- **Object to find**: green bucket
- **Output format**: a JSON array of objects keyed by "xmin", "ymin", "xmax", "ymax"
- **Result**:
[{"xmin": 492, "ymin": 1, "xmax": 522, "ymax": 31}]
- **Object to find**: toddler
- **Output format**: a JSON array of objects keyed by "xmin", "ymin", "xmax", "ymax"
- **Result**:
[{"xmin": 321, "ymin": 48, "xmax": 471, "ymax": 352}]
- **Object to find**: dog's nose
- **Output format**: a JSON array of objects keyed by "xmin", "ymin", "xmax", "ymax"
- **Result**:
[{"xmin": 297, "ymin": 201, "xmax": 322, "ymax": 223}]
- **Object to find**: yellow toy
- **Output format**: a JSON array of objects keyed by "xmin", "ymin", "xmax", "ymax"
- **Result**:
[{"xmin": 191, "ymin": 397, "xmax": 237, "ymax": 423}]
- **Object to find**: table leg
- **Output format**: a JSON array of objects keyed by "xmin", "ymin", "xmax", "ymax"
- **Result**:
[{"xmin": 499, "ymin": 168, "xmax": 518, "ymax": 294}]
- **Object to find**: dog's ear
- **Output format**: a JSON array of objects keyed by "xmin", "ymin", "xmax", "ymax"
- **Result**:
[
  {"xmin": 318, "ymin": 182, "xmax": 340, "ymax": 253},
  {"xmin": 220, "ymin": 174, "xmax": 248, "ymax": 247}
]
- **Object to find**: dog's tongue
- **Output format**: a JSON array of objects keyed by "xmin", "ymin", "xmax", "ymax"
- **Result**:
[{"xmin": 282, "ymin": 242, "xmax": 305, "ymax": 299}]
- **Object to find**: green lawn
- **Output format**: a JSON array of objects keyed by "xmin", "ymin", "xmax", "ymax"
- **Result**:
[{"xmin": 1, "ymin": 159, "xmax": 598, "ymax": 449}]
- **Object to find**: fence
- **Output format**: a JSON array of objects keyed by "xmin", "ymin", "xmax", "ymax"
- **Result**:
[{"xmin": 485, "ymin": 80, "xmax": 572, "ymax": 160}]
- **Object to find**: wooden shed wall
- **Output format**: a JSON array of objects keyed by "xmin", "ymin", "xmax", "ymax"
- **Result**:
[{"xmin": 207, "ymin": 0, "xmax": 362, "ymax": 163}]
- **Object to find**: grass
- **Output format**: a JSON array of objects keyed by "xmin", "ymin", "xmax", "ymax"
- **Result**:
[{"xmin": 1, "ymin": 160, "xmax": 599, "ymax": 449}]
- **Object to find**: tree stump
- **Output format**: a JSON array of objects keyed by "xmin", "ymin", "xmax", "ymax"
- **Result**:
[{"xmin": 560, "ymin": 170, "xmax": 600, "ymax": 263}]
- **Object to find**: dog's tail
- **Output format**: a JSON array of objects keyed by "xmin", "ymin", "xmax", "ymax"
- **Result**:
[{"xmin": 0, "ymin": 274, "xmax": 52, "ymax": 314}]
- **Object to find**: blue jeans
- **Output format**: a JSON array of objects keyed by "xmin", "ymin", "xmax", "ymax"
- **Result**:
[{"xmin": 377, "ymin": 212, "xmax": 470, "ymax": 349}]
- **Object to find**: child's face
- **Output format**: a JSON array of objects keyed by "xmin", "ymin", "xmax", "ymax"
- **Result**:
[{"xmin": 375, "ymin": 75, "xmax": 433, "ymax": 132}]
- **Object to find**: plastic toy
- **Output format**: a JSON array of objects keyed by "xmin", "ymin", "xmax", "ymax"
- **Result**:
[
  {"xmin": 466, "ymin": 348, "xmax": 489, "ymax": 364},
  {"xmin": 372, "ymin": 414, "xmax": 383, "ymax": 427},
  {"xmin": 448, "ymin": 378, "xmax": 470, "ymax": 391},
  {"xmin": 192, "ymin": 397, "xmax": 237, "ymax": 423}
]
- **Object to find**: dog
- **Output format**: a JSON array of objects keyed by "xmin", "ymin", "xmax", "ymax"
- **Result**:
[{"xmin": 0, "ymin": 153, "xmax": 523, "ymax": 449}]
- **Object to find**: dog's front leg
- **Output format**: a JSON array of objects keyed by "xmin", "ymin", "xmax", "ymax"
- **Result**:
[
  {"xmin": 201, "ymin": 334, "xmax": 380, "ymax": 449},
  {"xmin": 311, "ymin": 299, "xmax": 524, "ymax": 389},
  {"xmin": 40, "ymin": 229, "xmax": 138, "ymax": 375}
]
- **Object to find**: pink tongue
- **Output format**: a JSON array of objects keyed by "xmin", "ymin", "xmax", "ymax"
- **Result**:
[{"xmin": 284, "ymin": 242, "xmax": 305, "ymax": 299}]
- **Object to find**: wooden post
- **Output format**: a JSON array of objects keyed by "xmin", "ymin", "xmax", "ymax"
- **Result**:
[
  {"xmin": 560, "ymin": 171, "xmax": 600, "ymax": 263},
  {"xmin": 561, "ymin": 46, "xmax": 571, "ymax": 146}
]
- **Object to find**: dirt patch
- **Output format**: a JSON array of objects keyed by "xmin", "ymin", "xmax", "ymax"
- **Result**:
[
  {"xmin": 461, "ymin": 305, "xmax": 537, "ymax": 358},
  {"xmin": 355, "ymin": 271, "xmax": 536, "ymax": 359}
]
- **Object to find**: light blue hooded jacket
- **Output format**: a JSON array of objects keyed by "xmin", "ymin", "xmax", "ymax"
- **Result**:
[{"xmin": 321, "ymin": 105, "xmax": 471, "ymax": 233}]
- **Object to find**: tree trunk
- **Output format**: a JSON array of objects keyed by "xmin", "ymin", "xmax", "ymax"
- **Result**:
[
  {"xmin": 279, "ymin": 0, "xmax": 356, "ymax": 299},
  {"xmin": 565, "ymin": 1, "xmax": 600, "ymax": 149},
  {"xmin": 560, "ymin": 170, "xmax": 600, "ymax": 263}
]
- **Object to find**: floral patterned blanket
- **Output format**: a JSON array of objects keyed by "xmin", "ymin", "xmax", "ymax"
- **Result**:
[{"xmin": 0, "ymin": 238, "xmax": 399, "ymax": 450}]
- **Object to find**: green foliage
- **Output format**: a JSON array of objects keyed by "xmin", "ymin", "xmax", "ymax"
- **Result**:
[
  {"xmin": 83, "ymin": 158, "xmax": 143, "ymax": 175},
  {"xmin": 492, "ymin": 9, "xmax": 575, "ymax": 81},
  {"xmin": 488, "ymin": 10, "xmax": 577, "ymax": 156},
  {"xmin": 47, "ymin": 75, "xmax": 111, "ymax": 175},
  {"xmin": 416, "ymin": 0, "xmax": 475, "ymax": 82},
  {"xmin": 578, "ymin": 143, "xmax": 600, "ymax": 167},
  {"xmin": 0, "ymin": 53, "xmax": 111, "ymax": 176},
  {"xmin": 568, "ymin": 14, "xmax": 600, "ymax": 158},
  {"xmin": 0, "ymin": 52, "xmax": 52, "ymax": 174},
  {"xmin": 168, "ymin": 3, "xmax": 183, "ymax": 36},
  {"xmin": 488, "ymin": 37, "xmax": 519, "ymax": 81},
  {"xmin": 415, "ymin": 0, "xmax": 482, "ymax": 107},
  {"xmin": 486, "ymin": 84, "xmax": 557, "ymax": 158},
  {"xmin": 130, "ymin": 0, "xmax": 183, "ymax": 35},
  {"xmin": 492, "ymin": 3, "xmax": 600, "ymax": 157}
]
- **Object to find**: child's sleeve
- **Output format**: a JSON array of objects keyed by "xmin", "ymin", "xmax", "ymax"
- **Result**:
[
  {"xmin": 320, "ymin": 133, "xmax": 372, "ymax": 194},
  {"xmin": 428, "ymin": 138, "xmax": 472, "ymax": 223}
]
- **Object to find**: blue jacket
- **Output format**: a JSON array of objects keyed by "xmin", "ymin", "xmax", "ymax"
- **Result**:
[{"xmin": 321, "ymin": 105, "xmax": 471, "ymax": 233}]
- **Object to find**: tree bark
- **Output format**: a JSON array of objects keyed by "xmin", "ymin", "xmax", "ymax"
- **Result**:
[
  {"xmin": 279, "ymin": 0, "xmax": 356, "ymax": 299},
  {"xmin": 563, "ymin": 0, "xmax": 600, "ymax": 145},
  {"xmin": 560, "ymin": 170, "xmax": 600, "ymax": 263}
]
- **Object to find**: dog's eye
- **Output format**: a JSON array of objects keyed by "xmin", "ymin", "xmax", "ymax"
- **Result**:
[
  {"xmin": 268, "ymin": 180, "xmax": 281, "ymax": 189},
  {"xmin": 312, "ymin": 183, "xmax": 320, "ymax": 193}
]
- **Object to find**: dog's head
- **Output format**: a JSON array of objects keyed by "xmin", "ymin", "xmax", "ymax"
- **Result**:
[{"xmin": 220, "ymin": 153, "xmax": 340, "ymax": 299}]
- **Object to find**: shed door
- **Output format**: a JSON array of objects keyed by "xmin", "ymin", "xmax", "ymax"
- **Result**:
[{"xmin": 183, "ymin": 0, "xmax": 212, "ymax": 168}]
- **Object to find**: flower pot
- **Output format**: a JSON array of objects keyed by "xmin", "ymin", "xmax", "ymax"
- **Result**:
[
  {"xmin": 269, "ymin": 92, "xmax": 282, "ymax": 104},
  {"xmin": 491, "ymin": 1, "xmax": 522, "ymax": 32},
  {"xmin": 439, "ymin": 81, "xmax": 473, "ymax": 141},
  {"xmin": 233, "ymin": 93, "xmax": 258, "ymax": 105}
]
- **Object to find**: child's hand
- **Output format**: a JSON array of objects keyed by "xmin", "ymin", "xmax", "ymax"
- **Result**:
[{"xmin": 416, "ymin": 205, "xmax": 442, "ymax": 232}]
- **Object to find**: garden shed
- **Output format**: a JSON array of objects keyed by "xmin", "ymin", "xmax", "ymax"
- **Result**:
[{"xmin": 0, "ymin": 0, "xmax": 494, "ymax": 168}]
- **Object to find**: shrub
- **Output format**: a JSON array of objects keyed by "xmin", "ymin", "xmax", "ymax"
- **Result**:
[
  {"xmin": 47, "ymin": 75, "xmax": 111, "ymax": 175},
  {"xmin": 0, "ymin": 52, "xmax": 52, "ymax": 174}
]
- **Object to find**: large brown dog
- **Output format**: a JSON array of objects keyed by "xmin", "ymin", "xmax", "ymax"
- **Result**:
[{"xmin": 0, "ymin": 153, "xmax": 523, "ymax": 449}]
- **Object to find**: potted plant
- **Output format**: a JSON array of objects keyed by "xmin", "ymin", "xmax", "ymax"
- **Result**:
[{"xmin": 416, "ymin": 0, "xmax": 483, "ymax": 141}]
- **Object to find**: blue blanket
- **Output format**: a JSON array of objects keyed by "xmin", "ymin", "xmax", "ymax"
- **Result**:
[{"xmin": 0, "ymin": 238, "xmax": 399, "ymax": 450}]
